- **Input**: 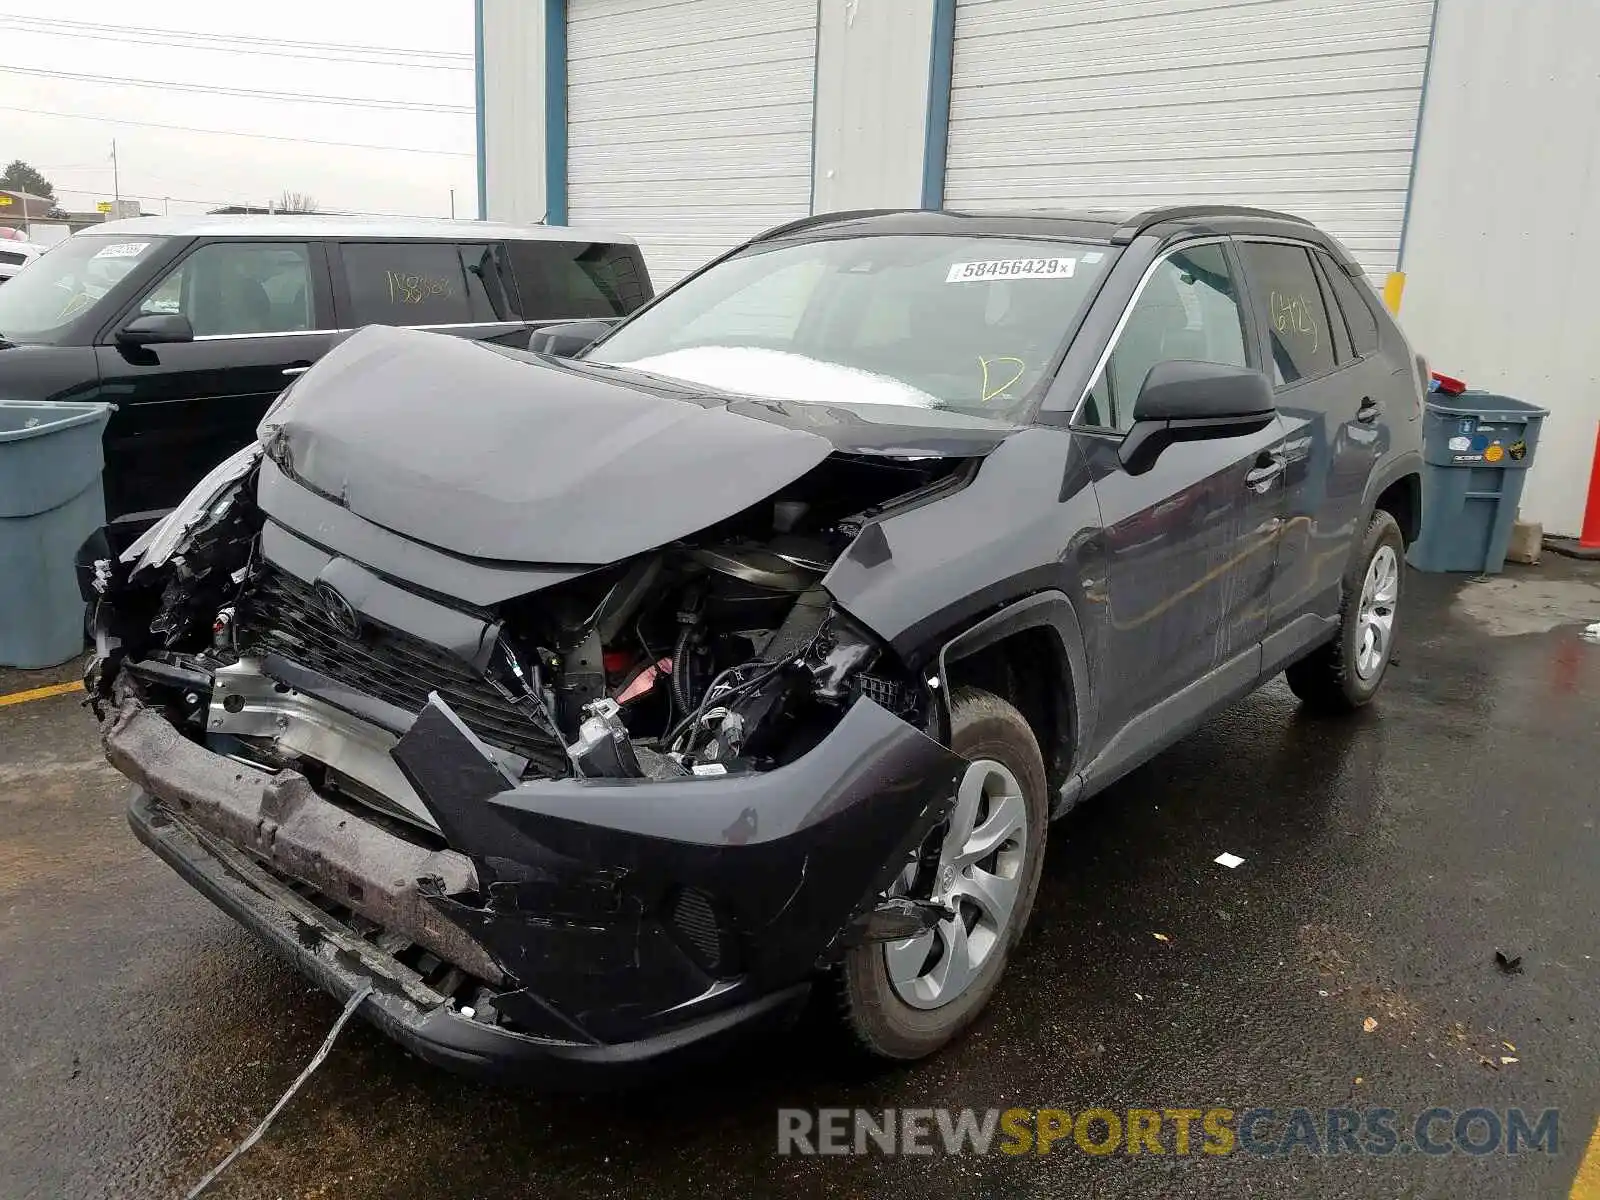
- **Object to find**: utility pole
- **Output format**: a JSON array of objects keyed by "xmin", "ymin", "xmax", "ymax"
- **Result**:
[
  {"xmin": 163, "ymin": 196, "xmax": 169, "ymax": 216},
  {"xmin": 110, "ymin": 139, "xmax": 120, "ymax": 209},
  {"xmin": 450, "ymin": 188, "xmax": 456, "ymax": 219}
]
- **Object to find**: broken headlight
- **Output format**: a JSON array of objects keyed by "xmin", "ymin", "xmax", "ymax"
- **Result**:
[{"xmin": 121, "ymin": 442, "xmax": 263, "ymax": 576}]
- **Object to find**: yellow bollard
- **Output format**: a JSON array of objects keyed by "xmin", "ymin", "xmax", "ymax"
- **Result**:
[{"xmin": 1382, "ymin": 271, "xmax": 1406, "ymax": 315}]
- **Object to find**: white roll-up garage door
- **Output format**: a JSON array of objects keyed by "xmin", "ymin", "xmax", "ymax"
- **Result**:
[
  {"xmin": 943, "ymin": 0, "xmax": 1436, "ymax": 276},
  {"xmin": 566, "ymin": 0, "xmax": 818, "ymax": 286}
]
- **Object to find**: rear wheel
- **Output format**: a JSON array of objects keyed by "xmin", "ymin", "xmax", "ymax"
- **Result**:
[
  {"xmin": 836, "ymin": 687, "xmax": 1048, "ymax": 1060},
  {"xmin": 1286, "ymin": 509, "xmax": 1404, "ymax": 712}
]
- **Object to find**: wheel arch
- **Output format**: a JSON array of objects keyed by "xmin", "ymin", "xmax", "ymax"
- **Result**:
[
  {"xmin": 933, "ymin": 591, "xmax": 1090, "ymax": 813},
  {"xmin": 1364, "ymin": 450, "xmax": 1424, "ymax": 545}
]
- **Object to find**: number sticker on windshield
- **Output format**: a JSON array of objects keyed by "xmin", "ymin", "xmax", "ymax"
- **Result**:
[
  {"xmin": 92, "ymin": 242, "xmax": 151, "ymax": 260},
  {"xmin": 945, "ymin": 257, "xmax": 1076, "ymax": 283}
]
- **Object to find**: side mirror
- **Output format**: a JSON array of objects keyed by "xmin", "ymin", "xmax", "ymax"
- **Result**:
[
  {"xmin": 117, "ymin": 313, "xmax": 195, "ymax": 347},
  {"xmin": 1119, "ymin": 359, "xmax": 1275, "ymax": 473},
  {"xmin": 527, "ymin": 317, "xmax": 619, "ymax": 359}
]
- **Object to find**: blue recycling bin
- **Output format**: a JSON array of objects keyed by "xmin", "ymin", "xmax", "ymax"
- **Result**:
[
  {"xmin": 1407, "ymin": 392, "xmax": 1548, "ymax": 574},
  {"xmin": 0, "ymin": 400, "xmax": 113, "ymax": 668}
]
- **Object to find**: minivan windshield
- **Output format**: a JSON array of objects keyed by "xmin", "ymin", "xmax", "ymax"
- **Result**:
[
  {"xmin": 586, "ymin": 234, "xmax": 1114, "ymax": 421},
  {"xmin": 0, "ymin": 235, "xmax": 168, "ymax": 342}
]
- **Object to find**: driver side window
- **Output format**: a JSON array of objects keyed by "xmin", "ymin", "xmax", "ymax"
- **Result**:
[
  {"xmin": 1078, "ymin": 243, "xmax": 1249, "ymax": 433},
  {"xmin": 138, "ymin": 241, "xmax": 314, "ymax": 336}
]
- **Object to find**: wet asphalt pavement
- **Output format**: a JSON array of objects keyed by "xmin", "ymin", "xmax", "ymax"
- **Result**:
[{"xmin": 3, "ymin": 561, "xmax": 1599, "ymax": 1199}]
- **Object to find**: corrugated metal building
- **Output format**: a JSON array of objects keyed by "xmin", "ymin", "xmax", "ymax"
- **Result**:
[{"xmin": 479, "ymin": 0, "xmax": 1599, "ymax": 538}]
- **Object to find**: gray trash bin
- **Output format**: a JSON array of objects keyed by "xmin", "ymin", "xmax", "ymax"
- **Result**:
[
  {"xmin": 1407, "ymin": 392, "xmax": 1549, "ymax": 574},
  {"xmin": 0, "ymin": 400, "xmax": 112, "ymax": 668}
]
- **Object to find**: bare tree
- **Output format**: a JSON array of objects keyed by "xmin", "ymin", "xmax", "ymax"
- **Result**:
[{"xmin": 276, "ymin": 190, "xmax": 318, "ymax": 213}]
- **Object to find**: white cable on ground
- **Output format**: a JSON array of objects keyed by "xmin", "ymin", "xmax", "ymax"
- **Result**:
[{"xmin": 185, "ymin": 984, "xmax": 374, "ymax": 1199}]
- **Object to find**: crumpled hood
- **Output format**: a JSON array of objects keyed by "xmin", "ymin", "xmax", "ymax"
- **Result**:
[{"xmin": 261, "ymin": 325, "xmax": 1009, "ymax": 565}]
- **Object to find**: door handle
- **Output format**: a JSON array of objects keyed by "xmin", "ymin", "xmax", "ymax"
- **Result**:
[
  {"xmin": 282, "ymin": 365, "xmax": 311, "ymax": 377},
  {"xmin": 1356, "ymin": 397, "xmax": 1381, "ymax": 424},
  {"xmin": 1245, "ymin": 457, "xmax": 1286, "ymax": 491}
]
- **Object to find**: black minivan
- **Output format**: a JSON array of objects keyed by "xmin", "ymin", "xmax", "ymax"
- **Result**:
[{"xmin": 0, "ymin": 216, "xmax": 651, "ymax": 530}]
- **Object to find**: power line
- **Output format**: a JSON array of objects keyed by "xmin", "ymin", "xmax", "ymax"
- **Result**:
[
  {"xmin": 0, "ymin": 15, "xmax": 471, "ymax": 65},
  {"xmin": 0, "ymin": 64, "xmax": 473, "ymax": 115},
  {"xmin": 0, "ymin": 105, "xmax": 473, "ymax": 157},
  {"xmin": 0, "ymin": 17, "xmax": 471, "ymax": 72}
]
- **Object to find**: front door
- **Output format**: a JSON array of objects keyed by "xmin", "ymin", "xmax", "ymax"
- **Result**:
[
  {"xmin": 1236, "ymin": 241, "xmax": 1380, "ymax": 637},
  {"xmin": 96, "ymin": 239, "xmax": 335, "ymax": 520},
  {"xmin": 1075, "ymin": 241, "xmax": 1285, "ymax": 748}
]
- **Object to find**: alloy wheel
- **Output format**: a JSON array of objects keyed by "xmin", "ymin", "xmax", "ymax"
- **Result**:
[
  {"xmin": 1355, "ymin": 544, "xmax": 1399, "ymax": 680},
  {"xmin": 885, "ymin": 758, "xmax": 1029, "ymax": 1010}
]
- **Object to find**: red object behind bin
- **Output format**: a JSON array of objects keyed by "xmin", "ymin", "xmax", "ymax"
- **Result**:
[{"xmin": 1582, "ymin": 424, "xmax": 1600, "ymax": 549}]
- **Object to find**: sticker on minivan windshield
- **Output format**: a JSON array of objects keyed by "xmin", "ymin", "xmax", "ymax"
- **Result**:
[
  {"xmin": 946, "ymin": 257, "xmax": 1076, "ymax": 282},
  {"xmin": 92, "ymin": 242, "xmax": 151, "ymax": 260}
]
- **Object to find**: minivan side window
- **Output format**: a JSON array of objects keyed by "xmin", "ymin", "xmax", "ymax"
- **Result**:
[
  {"xmin": 1239, "ymin": 242, "xmax": 1338, "ymax": 386},
  {"xmin": 139, "ymin": 242, "xmax": 314, "ymax": 336},
  {"xmin": 509, "ymin": 241, "xmax": 651, "ymax": 320},
  {"xmin": 1317, "ymin": 251, "xmax": 1381, "ymax": 356},
  {"xmin": 340, "ymin": 242, "xmax": 512, "ymax": 326},
  {"xmin": 1079, "ymin": 243, "xmax": 1249, "ymax": 433}
]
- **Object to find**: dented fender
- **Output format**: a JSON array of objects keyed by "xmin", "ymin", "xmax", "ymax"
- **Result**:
[{"xmin": 390, "ymin": 695, "xmax": 965, "ymax": 1032}]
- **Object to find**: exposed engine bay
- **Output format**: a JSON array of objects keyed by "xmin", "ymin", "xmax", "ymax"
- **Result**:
[{"xmin": 89, "ymin": 448, "xmax": 960, "ymax": 833}]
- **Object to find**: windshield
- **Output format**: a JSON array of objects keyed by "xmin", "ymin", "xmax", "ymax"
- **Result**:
[
  {"xmin": 586, "ymin": 234, "xmax": 1114, "ymax": 420},
  {"xmin": 0, "ymin": 235, "xmax": 168, "ymax": 341}
]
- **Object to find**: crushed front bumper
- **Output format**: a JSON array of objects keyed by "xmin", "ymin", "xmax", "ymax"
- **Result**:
[
  {"xmin": 128, "ymin": 789, "xmax": 810, "ymax": 1087},
  {"xmin": 104, "ymin": 684, "xmax": 963, "ymax": 1085}
]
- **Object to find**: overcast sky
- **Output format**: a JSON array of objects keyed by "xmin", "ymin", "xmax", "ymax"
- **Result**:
[{"xmin": 0, "ymin": 1, "xmax": 476, "ymax": 218}]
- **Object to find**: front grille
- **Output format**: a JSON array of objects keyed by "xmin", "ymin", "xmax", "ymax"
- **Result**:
[{"xmin": 236, "ymin": 565, "xmax": 568, "ymax": 777}]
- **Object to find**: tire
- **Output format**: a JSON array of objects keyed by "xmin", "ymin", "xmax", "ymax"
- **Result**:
[
  {"xmin": 1285, "ymin": 509, "xmax": 1405, "ymax": 713},
  {"xmin": 836, "ymin": 687, "xmax": 1049, "ymax": 1060}
]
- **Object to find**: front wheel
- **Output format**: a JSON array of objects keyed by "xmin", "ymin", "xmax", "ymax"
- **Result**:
[
  {"xmin": 835, "ymin": 687, "xmax": 1049, "ymax": 1060},
  {"xmin": 1286, "ymin": 509, "xmax": 1405, "ymax": 712}
]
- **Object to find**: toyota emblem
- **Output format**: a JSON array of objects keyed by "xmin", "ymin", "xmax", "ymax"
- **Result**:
[{"xmin": 313, "ymin": 581, "xmax": 361, "ymax": 637}]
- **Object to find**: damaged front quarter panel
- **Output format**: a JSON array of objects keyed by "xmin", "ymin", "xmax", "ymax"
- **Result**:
[{"xmin": 390, "ymin": 691, "xmax": 965, "ymax": 1038}]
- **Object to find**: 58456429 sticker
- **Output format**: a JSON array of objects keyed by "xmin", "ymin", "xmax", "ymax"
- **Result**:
[
  {"xmin": 91, "ymin": 242, "xmax": 151, "ymax": 260},
  {"xmin": 946, "ymin": 258, "xmax": 1076, "ymax": 283}
]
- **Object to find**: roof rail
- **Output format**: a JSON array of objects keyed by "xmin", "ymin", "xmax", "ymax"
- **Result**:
[
  {"xmin": 1110, "ymin": 205, "xmax": 1313, "ymax": 244},
  {"xmin": 749, "ymin": 209, "xmax": 904, "ymax": 243}
]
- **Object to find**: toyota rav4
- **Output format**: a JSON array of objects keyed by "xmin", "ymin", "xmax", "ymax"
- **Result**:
[{"xmin": 85, "ymin": 206, "xmax": 1425, "ymax": 1086}]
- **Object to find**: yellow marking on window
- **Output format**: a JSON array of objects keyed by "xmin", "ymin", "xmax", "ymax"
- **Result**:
[{"xmin": 979, "ymin": 356, "xmax": 1027, "ymax": 403}]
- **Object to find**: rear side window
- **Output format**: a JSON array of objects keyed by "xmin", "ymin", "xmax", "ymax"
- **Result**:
[
  {"xmin": 1239, "ymin": 242, "xmax": 1338, "ymax": 386},
  {"xmin": 509, "ymin": 240, "xmax": 650, "ymax": 319},
  {"xmin": 1319, "ymin": 252, "xmax": 1381, "ymax": 356},
  {"xmin": 339, "ymin": 242, "xmax": 512, "ymax": 326},
  {"xmin": 0, "ymin": 250, "xmax": 25, "ymax": 266}
]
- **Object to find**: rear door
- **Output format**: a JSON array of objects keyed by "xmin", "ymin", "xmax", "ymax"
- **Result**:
[
  {"xmin": 1236, "ymin": 240, "xmax": 1379, "ymax": 646},
  {"xmin": 95, "ymin": 238, "xmax": 334, "ymax": 520},
  {"xmin": 332, "ymin": 240, "xmax": 527, "ymax": 347},
  {"xmin": 506, "ymin": 238, "xmax": 653, "ymax": 331},
  {"xmin": 1074, "ymin": 240, "xmax": 1285, "ymax": 746}
]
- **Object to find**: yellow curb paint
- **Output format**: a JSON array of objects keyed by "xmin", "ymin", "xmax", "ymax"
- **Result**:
[
  {"xmin": 1382, "ymin": 270, "xmax": 1406, "ymax": 315},
  {"xmin": 0, "ymin": 680, "xmax": 84, "ymax": 708},
  {"xmin": 1572, "ymin": 1118, "xmax": 1600, "ymax": 1199}
]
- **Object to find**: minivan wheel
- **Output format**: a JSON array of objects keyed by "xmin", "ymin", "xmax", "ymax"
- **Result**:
[
  {"xmin": 1286, "ymin": 509, "xmax": 1405, "ymax": 712},
  {"xmin": 835, "ymin": 687, "xmax": 1048, "ymax": 1060}
]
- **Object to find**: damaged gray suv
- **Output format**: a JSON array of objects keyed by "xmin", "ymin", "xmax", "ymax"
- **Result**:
[{"xmin": 86, "ymin": 206, "xmax": 1425, "ymax": 1084}]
